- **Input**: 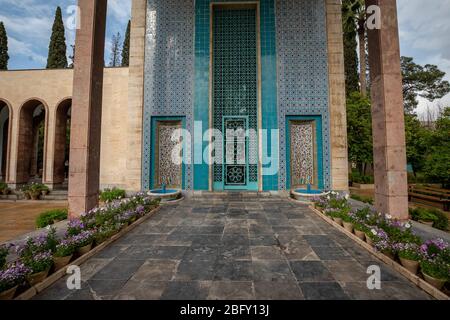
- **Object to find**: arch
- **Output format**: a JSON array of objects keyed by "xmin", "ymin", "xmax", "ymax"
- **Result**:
[
  {"xmin": 53, "ymin": 98, "xmax": 72, "ymax": 188},
  {"xmin": 0, "ymin": 98, "xmax": 13, "ymax": 182},
  {"xmin": 16, "ymin": 98, "xmax": 49, "ymax": 185}
]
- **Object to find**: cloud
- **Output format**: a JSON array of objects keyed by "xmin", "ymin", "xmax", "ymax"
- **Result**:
[{"xmin": 398, "ymin": 0, "xmax": 450, "ymax": 116}]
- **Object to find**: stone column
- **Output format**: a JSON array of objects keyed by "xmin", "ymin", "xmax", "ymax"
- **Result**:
[
  {"xmin": 68, "ymin": 0, "xmax": 107, "ymax": 217},
  {"xmin": 326, "ymin": 0, "xmax": 349, "ymax": 192},
  {"xmin": 366, "ymin": 0, "xmax": 408, "ymax": 219}
]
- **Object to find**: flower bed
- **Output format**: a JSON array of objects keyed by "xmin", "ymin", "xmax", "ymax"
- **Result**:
[
  {"xmin": 0, "ymin": 192, "xmax": 160, "ymax": 300},
  {"xmin": 313, "ymin": 192, "xmax": 450, "ymax": 293}
]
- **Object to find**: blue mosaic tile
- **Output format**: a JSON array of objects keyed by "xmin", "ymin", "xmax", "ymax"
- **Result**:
[{"xmin": 275, "ymin": 0, "xmax": 331, "ymax": 190}]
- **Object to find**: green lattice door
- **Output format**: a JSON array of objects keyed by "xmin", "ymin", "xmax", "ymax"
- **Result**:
[{"xmin": 212, "ymin": 7, "xmax": 258, "ymax": 191}]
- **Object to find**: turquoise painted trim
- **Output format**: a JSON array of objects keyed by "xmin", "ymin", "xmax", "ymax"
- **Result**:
[
  {"xmin": 194, "ymin": 0, "xmax": 277, "ymax": 191},
  {"xmin": 285, "ymin": 116, "xmax": 324, "ymax": 191},
  {"xmin": 150, "ymin": 116, "xmax": 186, "ymax": 190}
]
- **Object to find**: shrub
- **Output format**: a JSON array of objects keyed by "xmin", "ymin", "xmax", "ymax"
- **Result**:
[
  {"xmin": 409, "ymin": 207, "xmax": 449, "ymax": 231},
  {"xmin": 350, "ymin": 194, "xmax": 374, "ymax": 205},
  {"xmin": 0, "ymin": 244, "xmax": 11, "ymax": 269},
  {"xmin": 350, "ymin": 172, "xmax": 374, "ymax": 184},
  {"xmin": 99, "ymin": 187, "xmax": 126, "ymax": 202},
  {"xmin": 0, "ymin": 182, "xmax": 8, "ymax": 191},
  {"xmin": 36, "ymin": 209, "xmax": 68, "ymax": 228}
]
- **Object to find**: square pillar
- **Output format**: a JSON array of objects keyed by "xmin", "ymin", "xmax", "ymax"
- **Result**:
[
  {"xmin": 366, "ymin": 0, "xmax": 408, "ymax": 220},
  {"xmin": 68, "ymin": 0, "xmax": 107, "ymax": 217}
]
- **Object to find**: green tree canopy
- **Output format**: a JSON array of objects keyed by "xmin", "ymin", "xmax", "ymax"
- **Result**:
[
  {"xmin": 121, "ymin": 20, "xmax": 131, "ymax": 67},
  {"xmin": 346, "ymin": 92, "xmax": 373, "ymax": 172},
  {"xmin": 404, "ymin": 113, "xmax": 431, "ymax": 174},
  {"xmin": 401, "ymin": 56, "xmax": 450, "ymax": 113},
  {"xmin": 0, "ymin": 21, "xmax": 9, "ymax": 70},
  {"xmin": 47, "ymin": 6, "xmax": 68, "ymax": 69},
  {"xmin": 423, "ymin": 108, "xmax": 450, "ymax": 187}
]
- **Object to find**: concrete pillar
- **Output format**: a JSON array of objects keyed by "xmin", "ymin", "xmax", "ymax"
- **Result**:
[
  {"xmin": 326, "ymin": 0, "xmax": 349, "ymax": 192},
  {"xmin": 366, "ymin": 0, "xmax": 408, "ymax": 219},
  {"xmin": 68, "ymin": 0, "xmax": 107, "ymax": 217}
]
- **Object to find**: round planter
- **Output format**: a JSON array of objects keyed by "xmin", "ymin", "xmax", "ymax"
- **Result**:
[
  {"xmin": 366, "ymin": 236, "xmax": 374, "ymax": 246},
  {"xmin": 27, "ymin": 269, "xmax": 50, "ymax": 286},
  {"xmin": 0, "ymin": 285, "xmax": 18, "ymax": 300},
  {"xmin": 148, "ymin": 189, "xmax": 182, "ymax": 203},
  {"xmin": 53, "ymin": 255, "xmax": 73, "ymax": 271},
  {"xmin": 30, "ymin": 193, "xmax": 40, "ymax": 201},
  {"xmin": 77, "ymin": 243, "xmax": 93, "ymax": 256},
  {"xmin": 343, "ymin": 222, "xmax": 354, "ymax": 233},
  {"xmin": 383, "ymin": 251, "xmax": 396, "ymax": 260},
  {"xmin": 354, "ymin": 230, "xmax": 366, "ymax": 241},
  {"xmin": 418, "ymin": 220, "xmax": 434, "ymax": 227},
  {"xmin": 422, "ymin": 273, "xmax": 447, "ymax": 290},
  {"xmin": 399, "ymin": 257, "xmax": 419, "ymax": 275},
  {"xmin": 332, "ymin": 217, "xmax": 343, "ymax": 226},
  {"xmin": 41, "ymin": 190, "xmax": 49, "ymax": 196}
]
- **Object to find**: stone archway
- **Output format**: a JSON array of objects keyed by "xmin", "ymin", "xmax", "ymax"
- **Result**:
[
  {"xmin": 0, "ymin": 99, "xmax": 12, "ymax": 181},
  {"xmin": 16, "ymin": 99, "xmax": 48, "ymax": 184},
  {"xmin": 53, "ymin": 98, "xmax": 72, "ymax": 189}
]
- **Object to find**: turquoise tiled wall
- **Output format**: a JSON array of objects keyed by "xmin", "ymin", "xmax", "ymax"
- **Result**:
[{"xmin": 194, "ymin": 0, "xmax": 278, "ymax": 191}]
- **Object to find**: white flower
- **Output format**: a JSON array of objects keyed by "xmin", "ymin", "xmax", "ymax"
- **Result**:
[
  {"xmin": 386, "ymin": 214, "xmax": 392, "ymax": 220},
  {"xmin": 371, "ymin": 229, "xmax": 377, "ymax": 236},
  {"xmin": 344, "ymin": 194, "xmax": 350, "ymax": 200},
  {"xmin": 46, "ymin": 225, "xmax": 51, "ymax": 230},
  {"xmin": 404, "ymin": 223, "xmax": 411, "ymax": 229},
  {"xmin": 327, "ymin": 196, "xmax": 330, "ymax": 200}
]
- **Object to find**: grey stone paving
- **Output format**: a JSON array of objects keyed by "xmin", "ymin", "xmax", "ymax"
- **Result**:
[{"xmin": 35, "ymin": 194, "xmax": 432, "ymax": 300}]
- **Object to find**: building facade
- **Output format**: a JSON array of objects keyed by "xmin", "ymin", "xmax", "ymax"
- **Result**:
[{"xmin": 0, "ymin": 0, "xmax": 349, "ymax": 194}]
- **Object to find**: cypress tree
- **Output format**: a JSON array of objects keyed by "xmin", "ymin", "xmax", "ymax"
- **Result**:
[
  {"xmin": 47, "ymin": 6, "xmax": 68, "ymax": 69},
  {"xmin": 121, "ymin": 20, "xmax": 131, "ymax": 67},
  {"xmin": 343, "ymin": 34, "xmax": 359, "ymax": 96},
  {"xmin": 342, "ymin": 0, "xmax": 360, "ymax": 96},
  {"xmin": 0, "ymin": 22, "xmax": 9, "ymax": 70}
]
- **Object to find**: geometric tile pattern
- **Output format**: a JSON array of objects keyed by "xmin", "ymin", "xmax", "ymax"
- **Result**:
[
  {"xmin": 143, "ymin": 0, "xmax": 195, "ymax": 190},
  {"xmin": 290, "ymin": 121, "xmax": 315, "ymax": 187},
  {"xmin": 276, "ymin": 0, "xmax": 331, "ymax": 190},
  {"xmin": 212, "ymin": 8, "xmax": 258, "ymax": 186}
]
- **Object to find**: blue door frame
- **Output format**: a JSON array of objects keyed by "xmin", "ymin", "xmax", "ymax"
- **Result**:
[{"xmin": 285, "ymin": 115, "xmax": 324, "ymax": 190}]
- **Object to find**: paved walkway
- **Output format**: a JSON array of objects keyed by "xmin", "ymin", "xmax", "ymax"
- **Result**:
[
  {"xmin": 0, "ymin": 201, "xmax": 68, "ymax": 244},
  {"xmin": 35, "ymin": 194, "xmax": 431, "ymax": 300}
]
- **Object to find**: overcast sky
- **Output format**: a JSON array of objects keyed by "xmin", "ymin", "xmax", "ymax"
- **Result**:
[{"xmin": 0, "ymin": 0, "xmax": 449, "ymax": 116}]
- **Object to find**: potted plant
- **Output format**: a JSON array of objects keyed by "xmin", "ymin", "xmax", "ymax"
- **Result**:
[
  {"xmin": 420, "ymin": 258, "xmax": 449, "ymax": 290},
  {"xmin": 53, "ymin": 240, "xmax": 75, "ymax": 271},
  {"xmin": 375, "ymin": 239, "xmax": 396, "ymax": 260},
  {"xmin": 0, "ymin": 262, "xmax": 31, "ymax": 300},
  {"xmin": 23, "ymin": 251, "xmax": 53, "ymax": 286},
  {"xmin": 40, "ymin": 185, "xmax": 50, "ymax": 196},
  {"xmin": 29, "ymin": 184, "xmax": 41, "ymax": 200},
  {"xmin": 342, "ymin": 214, "xmax": 354, "ymax": 233},
  {"xmin": 353, "ymin": 223, "xmax": 368, "ymax": 241},
  {"xmin": 396, "ymin": 243, "xmax": 422, "ymax": 274},
  {"xmin": 419, "ymin": 239, "xmax": 449, "ymax": 289},
  {"xmin": 330, "ymin": 211, "xmax": 344, "ymax": 226},
  {"xmin": 72, "ymin": 230, "xmax": 95, "ymax": 256}
]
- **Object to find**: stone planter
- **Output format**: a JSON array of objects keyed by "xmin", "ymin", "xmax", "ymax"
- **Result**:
[
  {"xmin": 30, "ymin": 192, "xmax": 40, "ymax": 200},
  {"xmin": 343, "ymin": 222, "xmax": 354, "ymax": 233},
  {"xmin": 332, "ymin": 217, "xmax": 343, "ymax": 226},
  {"xmin": 399, "ymin": 257, "xmax": 419, "ymax": 275},
  {"xmin": 0, "ymin": 285, "xmax": 18, "ymax": 300},
  {"xmin": 354, "ymin": 230, "xmax": 366, "ymax": 241},
  {"xmin": 422, "ymin": 273, "xmax": 447, "ymax": 290},
  {"xmin": 77, "ymin": 243, "xmax": 93, "ymax": 256},
  {"xmin": 27, "ymin": 269, "xmax": 50, "ymax": 286},
  {"xmin": 53, "ymin": 255, "xmax": 73, "ymax": 271},
  {"xmin": 418, "ymin": 220, "xmax": 434, "ymax": 227}
]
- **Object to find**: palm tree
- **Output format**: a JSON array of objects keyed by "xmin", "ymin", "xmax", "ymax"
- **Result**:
[{"xmin": 342, "ymin": 0, "xmax": 367, "ymax": 97}]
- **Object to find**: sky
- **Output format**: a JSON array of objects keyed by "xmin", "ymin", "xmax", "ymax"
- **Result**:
[{"xmin": 0, "ymin": 0, "xmax": 449, "ymax": 117}]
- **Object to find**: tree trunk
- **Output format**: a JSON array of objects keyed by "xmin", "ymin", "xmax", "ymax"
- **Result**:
[{"xmin": 358, "ymin": 26, "xmax": 367, "ymax": 97}]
